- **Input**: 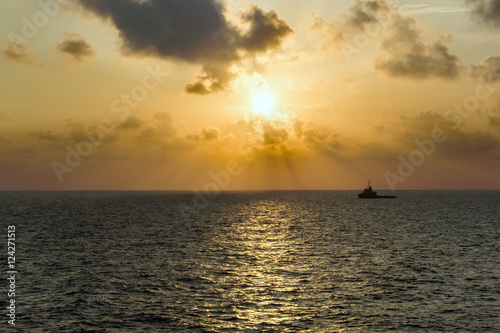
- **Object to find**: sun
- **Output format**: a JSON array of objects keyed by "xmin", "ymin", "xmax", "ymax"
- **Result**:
[{"xmin": 252, "ymin": 92, "xmax": 275, "ymax": 115}]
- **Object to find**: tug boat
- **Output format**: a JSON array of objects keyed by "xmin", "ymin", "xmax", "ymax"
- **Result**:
[{"xmin": 358, "ymin": 181, "xmax": 397, "ymax": 199}]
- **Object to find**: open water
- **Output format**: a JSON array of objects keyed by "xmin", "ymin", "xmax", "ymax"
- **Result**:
[{"xmin": 1, "ymin": 190, "xmax": 499, "ymax": 332}]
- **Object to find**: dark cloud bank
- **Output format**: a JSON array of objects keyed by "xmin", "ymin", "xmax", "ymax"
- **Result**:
[
  {"xmin": 467, "ymin": 0, "xmax": 500, "ymax": 27},
  {"xmin": 75, "ymin": 0, "xmax": 293, "ymax": 94}
]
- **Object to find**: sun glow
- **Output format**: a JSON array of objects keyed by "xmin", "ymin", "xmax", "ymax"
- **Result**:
[{"xmin": 252, "ymin": 92, "xmax": 275, "ymax": 115}]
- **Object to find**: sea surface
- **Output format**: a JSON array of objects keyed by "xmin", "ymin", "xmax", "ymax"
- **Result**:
[{"xmin": 1, "ymin": 190, "xmax": 499, "ymax": 332}]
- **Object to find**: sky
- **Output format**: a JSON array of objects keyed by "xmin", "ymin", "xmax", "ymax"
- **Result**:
[{"xmin": 0, "ymin": 0, "xmax": 499, "ymax": 190}]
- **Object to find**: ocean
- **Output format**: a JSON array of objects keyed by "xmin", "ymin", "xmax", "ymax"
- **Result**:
[{"xmin": 1, "ymin": 191, "xmax": 499, "ymax": 332}]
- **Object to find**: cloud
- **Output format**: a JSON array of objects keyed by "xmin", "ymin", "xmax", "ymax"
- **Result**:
[
  {"xmin": 400, "ymin": 4, "xmax": 470, "ymax": 15},
  {"xmin": 471, "ymin": 56, "xmax": 500, "ymax": 82},
  {"xmin": 63, "ymin": 118, "xmax": 84, "ymax": 129},
  {"xmin": 74, "ymin": 0, "xmax": 293, "ymax": 94},
  {"xmin": 263, "ymin": 123, "xmax": 289, "ymax": 145},
  {"xmin": 350, "ymin": 110, "xmax": 500, "ymax": 167},
  {"xmin": 490, "ymin": 115, "xmax": 500, "ymax": 126},
  {"xmin": 117, "ymin": 115, "xmax": 144, "ymax": 130},
  {"xmin": 187, "ymin": 127, "xmax": 222, "ymax": 141},
  {"xmin": 34, "ymin": 131, "xmax": 61, "ymax": 142},
  {"xmin": 8, "ymin": 147, "xmax": 36, "ymax": 156},
  {"xmin": 310, "ymin": 0, "xmax": 396, "ymax": 48},
  {"xmin": 310, "ymin": 15, "xmax": 345, "ymax": 51},
  {"xmin": 485, "ymin": 98, "xmax": 500, "ymax": 127},
  {"xmin": 133, "ymin": 112, "xmax": 177, "ymax": 143},
  {"xmin": 373, "ymin": 124, "xmax": 387, "ymax": 135},
  {"xmin": 76, "ymin": 0, "xmax": 230, "ymax": 62},
  {"xmin": 232, "ymin": 69, "xmax": 269, "ymax": 93},
  {"xmin": 233, "ymin": 110, "xmax": 344, "ymax": 159},
  {"xmin": 184, "ymin": 64, "xmax": 236, "ymax": 95},
  {"xmin": 345, "ymin": 0, "xmax": 392, "ymax": 32},
  {"xmin": 239, "ymin": 112, "xmax": 293, "ymax": 148},
  {"xmin": 57, "ymin": 33, "xmax": 96, "ymax": 61},
  {"xmin": 201, "ymin": 127, "xmax": 220, "ymax": 140},
  {"xmin": 449, "ymin": 131, "xmax": 500, "ymax": 158},
  {"xmin": 303, "ymin": 129, "xmax": 341, "ymax": 156},
  {"xmin": 311, "ymin": 0, "xmax": 462, "ymax": 80},
  {"xmin": 238, "ymin": 5, "xmax": 294, "ymax": 53},
  {"xmin": 30, "ymin": 112, "xmax": 189, "ymax": 164},
  {"xmin": 466, "ymin": 0, "xmax": 500, "ymax": 27},
  {"xmin": 3, "ymin": 40, "xmax": 36, "ymax": 64},
  {"xmin": 375, "ymin": 21, "xmax": 462, "ymax": 80},
  {"xmin": 53, "ymin": 113, "xmax": 179, "ymax": 150},
  {"xmin": 398, "ymin": 111, "xmax": 500, "ymax": 159}
]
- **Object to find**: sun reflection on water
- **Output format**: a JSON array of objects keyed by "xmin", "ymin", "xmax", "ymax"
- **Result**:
[{"xmin": 205, "ymin": 199, "xmax": 327, "ymax": 329}]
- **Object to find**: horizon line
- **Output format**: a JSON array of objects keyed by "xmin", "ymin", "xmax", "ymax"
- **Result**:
[{"xmin": 1, "ymin": 189, "xmax": 500, "ymax": 192}]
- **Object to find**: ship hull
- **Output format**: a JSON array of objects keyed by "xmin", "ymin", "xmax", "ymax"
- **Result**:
[
  {"xmin": 358, "ymin": 194, "xmax": 397, "ymax": 199},
  {"xmin": 357, "ymin": 181, "xmax": 397, "ymax": 199}
]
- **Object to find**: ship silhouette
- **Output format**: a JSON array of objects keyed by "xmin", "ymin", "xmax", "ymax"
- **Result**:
[{"xmin": 358, "ymin": 181, "xmax": 397, "ymax": 199}]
